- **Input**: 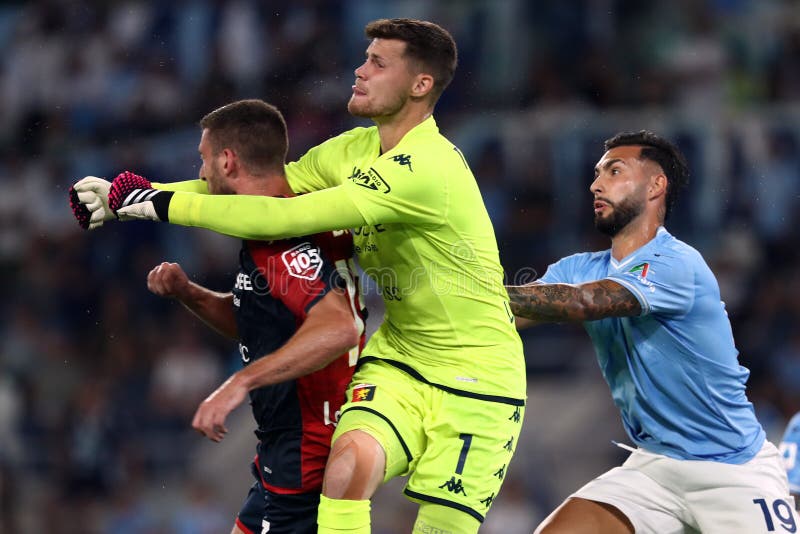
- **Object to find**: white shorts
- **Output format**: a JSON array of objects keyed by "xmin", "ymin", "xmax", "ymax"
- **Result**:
[{"xmin": 573, "ymin": 441, "xmax": 798, "ymax": 534}]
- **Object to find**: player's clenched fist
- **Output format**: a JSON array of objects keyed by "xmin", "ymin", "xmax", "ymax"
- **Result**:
[
  {"xmin": 108, "ymin": 170, "xmax": 173, "ymax": 222},
  {"xmin": 147, "ymin": 262, "xmax": 190, "ymax": 299},
  {"xmin": 69, "ymin": 176, "xmax": 115, "ymax": 230}
]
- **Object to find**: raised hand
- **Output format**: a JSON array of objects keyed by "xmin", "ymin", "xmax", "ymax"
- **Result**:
[
  {"xmin": 108, "ymin": 170, "xmax": 173, "ymax": 222},
  {"xmin": 69, "ymin": 176, "xmax": 114, "ymax": 230},
  {"xmin": 147, "ymin": 262, "xmax": 191, "ymax": 300}
]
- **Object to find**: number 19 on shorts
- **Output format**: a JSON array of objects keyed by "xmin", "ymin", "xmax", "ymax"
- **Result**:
[{"xmin": 753, "ymin": 498, "xmax": 797, "ymax": 532}]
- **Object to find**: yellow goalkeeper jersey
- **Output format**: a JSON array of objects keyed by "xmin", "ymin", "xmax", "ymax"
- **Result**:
[
  {"xmin": 285, "ymin": 116, "xmax": 524, "ymax": 401},
  {"xmin": 165, "ymin": 116, "xmax": 525, "ymax": 401}
]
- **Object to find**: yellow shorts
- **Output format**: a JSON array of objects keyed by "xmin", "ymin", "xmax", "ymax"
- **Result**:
[{"xmin": 333, "ymin": 358, "xmax": 525, "ymax": 522}]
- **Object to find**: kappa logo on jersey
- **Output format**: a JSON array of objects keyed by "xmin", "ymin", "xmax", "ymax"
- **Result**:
[
  {"xmin": 347, "ymin": 166, "xmax": 391, "ymax": 194},
  {"xmin": 629, "ymin": 262, "xmax": 650, "ymax": 278},
  {"xmin": 351, "ymin": 384, "xmax": 376, "ymax": 402},
  {"xmin": 281, "ymin": 242, "xmax": 323, "ymax": 280},
  {"xmin": 390, "ymin": 153, "xmax": 413, "ymax": 172}
]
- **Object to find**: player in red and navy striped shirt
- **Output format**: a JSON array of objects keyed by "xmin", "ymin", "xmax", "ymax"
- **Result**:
[{"xmin": 146, "ymin": 99, "xmax": 365, "ymax": 534}]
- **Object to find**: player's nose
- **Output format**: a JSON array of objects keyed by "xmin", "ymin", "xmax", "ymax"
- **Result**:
[
  {"xmin": 590, "ymin": 175, "xmax": 602, "ymax": 193},
  {"xmin": 354, "ymin": 62, "xmax": 366, "ymax": 79}
]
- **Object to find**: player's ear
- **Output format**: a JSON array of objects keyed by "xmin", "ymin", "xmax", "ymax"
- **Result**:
[
  {"xmin": 649, "ymin": 173, "xmax": 667, "ymax": 201},
  {"xmin": 410, "ymin": 73, "xmax": 434, "ymax": 99},
  {"xmin": 221, "ymin": 148, "xmax": 238, "ymax": 176}
]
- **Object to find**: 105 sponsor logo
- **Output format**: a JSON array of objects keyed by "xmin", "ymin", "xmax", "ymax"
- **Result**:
[{"xmin": 281, "ymin": 242, "xmax": 323, "ymax": 280}]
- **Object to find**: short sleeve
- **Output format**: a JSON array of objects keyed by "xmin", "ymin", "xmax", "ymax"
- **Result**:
[
  {"xmin": 250, "ymin": 240, "xmax": 342, "ymax": 319},
  {"xmin": 538, "ymin": 254, "xmax": 587, "ymax": 285},
  {"xmin": 606, "ymin": 254, "xmax": 694, "ymax": 317}
]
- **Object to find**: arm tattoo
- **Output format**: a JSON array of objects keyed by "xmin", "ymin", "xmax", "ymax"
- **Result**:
[{"xmin": 506, "ymin": 279, "xmax": 641, "ymax": 322}]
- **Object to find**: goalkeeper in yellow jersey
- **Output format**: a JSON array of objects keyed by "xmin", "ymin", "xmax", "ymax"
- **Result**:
[{"xmin": 70, "ymin": 18, "xmax": 525, "ymax": 534}]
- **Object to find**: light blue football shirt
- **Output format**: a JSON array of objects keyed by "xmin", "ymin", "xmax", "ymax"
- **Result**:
[
  {"xmin": 539, "ymin": 227, "xmax": 765, "ymax": 463},
  {"xmin": 780, "ymin": 412, "xmax": 800, "ymax": 493}
]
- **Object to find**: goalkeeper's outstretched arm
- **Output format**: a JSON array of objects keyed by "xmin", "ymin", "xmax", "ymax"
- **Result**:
[
  {"xmin": 72, "ymin": 171, "xmax": 370, "ymax": 241},
  {"xmin": 69, "ymin": 176, "xmax": 209, "ymax": 230},
  {"xmin": 165, "ymin": 186, "xmax": 367, "ymax": 240},
  {"xmin": 153, "ymin": 179, "xmax": 209, "ymax": 194}
]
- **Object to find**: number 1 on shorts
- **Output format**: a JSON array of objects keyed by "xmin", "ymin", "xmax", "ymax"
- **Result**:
[{"xmin": 455, "ymin": 433, "xmax": 472, "ymax": 475}]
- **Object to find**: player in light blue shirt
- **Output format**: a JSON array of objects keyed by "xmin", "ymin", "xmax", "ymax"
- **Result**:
[
  {"xmin": 508, "ymin": 131, "xmax": 796, "ymax": 533},
  {"xmin": 536, "ymin": 228, "xmax": 764, "ymax": 464},
  {"xmin": 780, "ymin": 412, "xmax": 800, "ymax": 498}
]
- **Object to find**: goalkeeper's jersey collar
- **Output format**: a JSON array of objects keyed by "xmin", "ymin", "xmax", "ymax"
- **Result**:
[
  {"xmin": 397, "ymin": 115, "xmax": 439, "ymax": 145},
  {"xmin": 377, "ymin": 115, "xmax": 439, "ymax": 156}
]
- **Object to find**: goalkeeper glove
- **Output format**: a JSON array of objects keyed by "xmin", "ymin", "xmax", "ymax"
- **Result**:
[
  {"xmin": 69, "ymin": 185, "xmax": 92, "ymax": 229},
  {"xmin": 70, "ymin": 176, "xmax": 115, "ymax": 230},
  {"xmin": 108, "ymin": 171, "xmax": 173, "ymax": 222}
]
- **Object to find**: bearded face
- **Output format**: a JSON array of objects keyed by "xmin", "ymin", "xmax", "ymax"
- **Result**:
[
  {"xmin": 198, "ymin": 129, "xmax": 235, "ymax": 196},
  {"xmin": 202, "ymin": 158, "xmax": 236, "ymax": 195},
  {"xmin": 594, "ymin": 194, "xmax": 645, "ymax": 236}
]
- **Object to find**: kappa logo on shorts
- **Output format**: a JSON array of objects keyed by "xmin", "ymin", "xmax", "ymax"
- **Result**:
[
  {"xmin": 351, "ymin": 384, "xmax": 376, "ymax": 402},
  {"xmin": 438, "ymin": 476, "xmax": 467, "ymax": 496},
  {"xmin": 493, "ymin": 464, "xmax": 506, "ymax": 480}
]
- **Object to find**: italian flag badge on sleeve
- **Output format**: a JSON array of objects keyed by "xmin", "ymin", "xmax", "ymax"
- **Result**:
[{"xmin": 629, "ymin": 262, "xmax": 649, "ymax": 278}]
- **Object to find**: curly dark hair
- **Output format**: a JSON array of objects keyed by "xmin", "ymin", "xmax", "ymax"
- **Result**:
[{"xmin": 604, "ymin": 130, "xmax": 690, "ymax": 220}]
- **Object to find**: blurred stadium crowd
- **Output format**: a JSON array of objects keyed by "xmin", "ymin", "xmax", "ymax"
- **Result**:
[{"xmin": 1, "ymin": 0, "xmax": 800, "ymax": 532}]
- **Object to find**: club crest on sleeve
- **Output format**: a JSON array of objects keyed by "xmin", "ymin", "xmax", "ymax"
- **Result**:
[
  {"xmin": 351, "ymin": 384, "xmax": 376, "ymax": 402},
  {"xmin": 281, "ymin": 242, "xmax": 323, "ymax": 280}
]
